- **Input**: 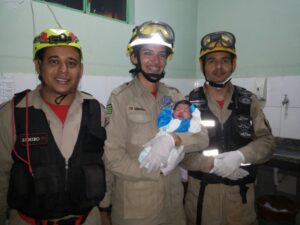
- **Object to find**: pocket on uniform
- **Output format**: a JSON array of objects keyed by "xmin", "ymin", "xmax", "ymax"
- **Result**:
[
  {"xmin": 69, "ymin": 164, "xmax": 105, "ymax": 208},
  {"xmin": 233, "ymin": 115, "xmax": 253, "ymax": 139},
  {"xmin": 33, "ymin": 165, "xmax": 61, "ymax": 195},
  {"xmin": 82, "ymin": 164, "xmax": 106, "ymax": 199},
  {"xmin": 124, "ymin": 180, "xmax": 159, "ymax": 219},
  {"xmin": 9, "ymin": 163, "xmax": 31, "ymax": 197},
  {"xmin": 127, "ymin": 110, "xmax": 151, "ymax": 124},
  {"xmin": 127, "ymin": 110, "xmax": 152, "ymax": 146}
]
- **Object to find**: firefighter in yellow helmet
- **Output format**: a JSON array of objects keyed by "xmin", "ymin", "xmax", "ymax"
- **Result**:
[
  {"xmin": 0, "ymin": 28, "xmax": 112, "ymax": 225},
  {"xmin": 32, "ymin": 28, "xmax": 83, "ymax": 104},
  {"xmin": 104, "ymin": 20, "xmax": 208, "ymax": 225},
  {"xmin": 182, "ymin": 31, "xmax": 274, "ymax": 225},
  {"xmin": 199, "ymin": 31, "xmax": 237, "ymax": 88}
]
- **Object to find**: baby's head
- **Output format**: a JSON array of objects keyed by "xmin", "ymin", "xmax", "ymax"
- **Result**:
[{"xmin": 173, "ymin": 100, "xmax": 191, "ymax": 120}]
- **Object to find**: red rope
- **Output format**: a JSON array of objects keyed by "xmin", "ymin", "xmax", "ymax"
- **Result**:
[{"xmin": 10, "ymin": 91, "xmax": 33, "ymax": 175}]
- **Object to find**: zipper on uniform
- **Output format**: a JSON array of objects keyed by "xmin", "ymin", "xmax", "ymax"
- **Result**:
[{"xmin": 65, "ymin": 159, "xmax": 69, "ymax": 191}]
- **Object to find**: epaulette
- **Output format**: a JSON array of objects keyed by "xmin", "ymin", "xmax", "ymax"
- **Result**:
[
  {"xmin": 81, "ymin": 91, "xmax": 92, "ymax": 96},
  {"xmin": 80, "ymin": 91, "xmax": 95, "ymax": 100},
  {"xmin": 111, "ymin": 81, "xmax": 132, "ymax": 96}
]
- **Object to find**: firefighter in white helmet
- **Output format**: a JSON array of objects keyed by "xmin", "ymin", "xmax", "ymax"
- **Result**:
[{"xmin": 104, "ymin": 20, "xmax": 209, "ymax": 225}]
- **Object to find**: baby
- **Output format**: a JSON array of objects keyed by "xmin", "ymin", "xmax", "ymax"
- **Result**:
[{"xmin": 139, "ymin": 100, "xmax": 201, "ymax": 175}]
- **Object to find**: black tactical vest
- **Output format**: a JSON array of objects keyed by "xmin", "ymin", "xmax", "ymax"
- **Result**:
[
  {"xmin": 8, "ymin": 90, "xmax": 106, "ymax": 219},
  {"xmin": 188, "ymin": 86, "xmax": 257, "ymax": 185}
]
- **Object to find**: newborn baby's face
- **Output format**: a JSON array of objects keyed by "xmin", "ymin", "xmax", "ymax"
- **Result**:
[{"xmin": 173, "ymin": 103, "xmax": 191, "ymax": 120}]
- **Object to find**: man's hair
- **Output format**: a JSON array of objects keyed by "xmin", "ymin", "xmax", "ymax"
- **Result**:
[
  {"xmin": 34, "ymin": 47, "xmax": 82, "ymax": 61},
  {"xmin": 202, "ymin": 52, "xmax": 235, "ymax": 63}
]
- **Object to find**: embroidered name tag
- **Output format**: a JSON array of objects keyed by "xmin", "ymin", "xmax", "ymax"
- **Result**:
[
  {"xmin": 20, "ymin": 133, "xmax": 48, "ymax": 146},
  {"xmin": 128, "ymin": 106, "xmax": 145, "ymax": 111}
]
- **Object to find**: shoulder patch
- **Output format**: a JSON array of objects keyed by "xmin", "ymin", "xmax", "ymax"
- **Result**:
[
  {"xmin": 81, "ymin": 91, "xmax": 92, "ymax": 96},
  {"xmin": 106, "ymin": 103, "xmax": 113, "ymax": 115}
]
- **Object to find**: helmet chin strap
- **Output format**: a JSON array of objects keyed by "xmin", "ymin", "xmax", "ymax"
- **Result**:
[
  {"xmin": 141, "ymin": 70, "xmax": 165, "ymax": 83},
  {"xmin": 38, "ymin": 62, "xmax": 68, "ymax": 105},
  {"xmin": 205, "ymin": 76, "xmax": 232, "ymax": 89},
  {"xmin": 134, "ymin": 55, "xmax": 165, "ymax": 83},
  {"xmin": 39, "ymin": 73, "xmax": 67, "ymax": 105}
]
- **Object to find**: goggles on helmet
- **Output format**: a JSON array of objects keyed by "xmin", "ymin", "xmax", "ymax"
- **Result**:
[
  {"xmin": 128, "ymin": 20, "xmax": 175, "ymax": 55},
  {"xmin": 201, "ymin": 31, "xmax": 235, "ymax": 51},
  {"xmin": 200, "ymin": 31, "xmax": 236, "ymax": 59},
  {"xmin": 33, "ymin": 28, "xmax": 82, "ymax": 60},
  {"xmin": 136, "ymin": 21, "xmax": 175, "ymax": 44}
]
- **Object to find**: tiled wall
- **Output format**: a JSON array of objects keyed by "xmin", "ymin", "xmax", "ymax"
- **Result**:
[
  {"xmin": 233, "ymin": 76, "xmax": 300, "ymax": 139},
  {"xmin": 1, "ymin": 73, "xmax": 299, "ymax": 139}
]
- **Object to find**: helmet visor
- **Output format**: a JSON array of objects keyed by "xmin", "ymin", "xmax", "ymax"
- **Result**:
[
  {"xmin": 136, "ymin": 21, "xmax": 175, "ymax": 45},
  {"xmin": 201, "ymin": 31, "xmax": 235, "ymax": 51}
]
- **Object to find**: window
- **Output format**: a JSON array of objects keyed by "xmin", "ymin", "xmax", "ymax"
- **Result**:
[
  {"xmin": 90, "ymin": 0, "xmax": 127, "ymax": 21},
  {"xmin": 38, "ymin": 0, "xmax": 129, "ymax": 23},
  {"xmin": 46, "ymin": 0, "xmax": 83, "ymax": 11}
]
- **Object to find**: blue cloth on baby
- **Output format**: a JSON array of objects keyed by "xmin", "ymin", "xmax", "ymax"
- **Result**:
[{"xmin": 157, "ymin": 107, "xmax": 192, "ymax": 133}]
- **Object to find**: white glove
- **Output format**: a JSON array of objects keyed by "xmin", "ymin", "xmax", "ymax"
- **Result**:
[
  {"xmin": 226, "ymin": 168, "xmax": 249, "ymax": 180},
  {"xmin": 140, "ymin": 133, "xmax": 175, "ymax": 173},
  {"xmin": 210, "ymin": 150, "xmax": 245, "ymax": 178},
  {"xmin": 161, "ymin": 146, "xmax": 185, "ymax": 176}
]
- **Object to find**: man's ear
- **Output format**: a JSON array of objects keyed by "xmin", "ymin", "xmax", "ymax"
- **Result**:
[
  {"xmin": 199, "ymin": 57, "xmax": 205, "ymax": 74},
  {"xmin": 79, "ymin": 63, "xmax": 84, "ymax": 79},
  {"xmin": 232, "ymin": 58, "xmax": 237, "ymax": 72}
]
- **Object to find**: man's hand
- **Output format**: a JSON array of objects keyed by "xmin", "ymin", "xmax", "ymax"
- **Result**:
[
  {"xmin": 210, "ymin": 150, "xmax": 245, "ymax": 178},
  {"xmin": 140, "ymin": 133, "xmax": 175, "ymax": 173},
  {"xmin": 161, "ymin": 146, "xmax": 185, "ymax": 176},
  {"xmin": 226, "ymin": 168, "xmax": 249, "ymax": 180}
]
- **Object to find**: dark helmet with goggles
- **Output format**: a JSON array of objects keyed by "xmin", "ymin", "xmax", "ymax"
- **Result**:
[
  {"xmin": 33, "ymin": 28, "xmax": 82, "ymax": 60},
  {"xmin": 199, "ymin": 31, "xmax": 237, "ymax": 89},
  {"xmin": 200, "ymin": 31, "xmax": 236, "ymax": 60},
  {"xmin": 127, "ymin": 20, "xmax": 175, "ymax": 57}
]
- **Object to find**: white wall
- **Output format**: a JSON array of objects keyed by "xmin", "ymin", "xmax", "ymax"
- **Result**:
[{"xmin": 2, "ymin": 72, "xmax": 300, "ymax": 139}]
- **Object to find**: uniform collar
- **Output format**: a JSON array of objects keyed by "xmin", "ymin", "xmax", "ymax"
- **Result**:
[
  {"xmin": 16, "ymin": 85, "xmax": 92, "ymax": 109},
  {"xmin": 133, "ymin": 76, "xmax": 169, "ymax": 98}
]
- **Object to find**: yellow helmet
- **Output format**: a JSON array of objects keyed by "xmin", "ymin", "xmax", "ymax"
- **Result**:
[
  {"xmin": 127, "ymin": 20, "xmax": 175, "ymax": 56},
  {"xmin": 200, "ymin": 31, "xmax": 236, "ymax": 59},
  {"xmin": 33, "ymin": 28, "xmax": 82, "ymax": 60}
]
